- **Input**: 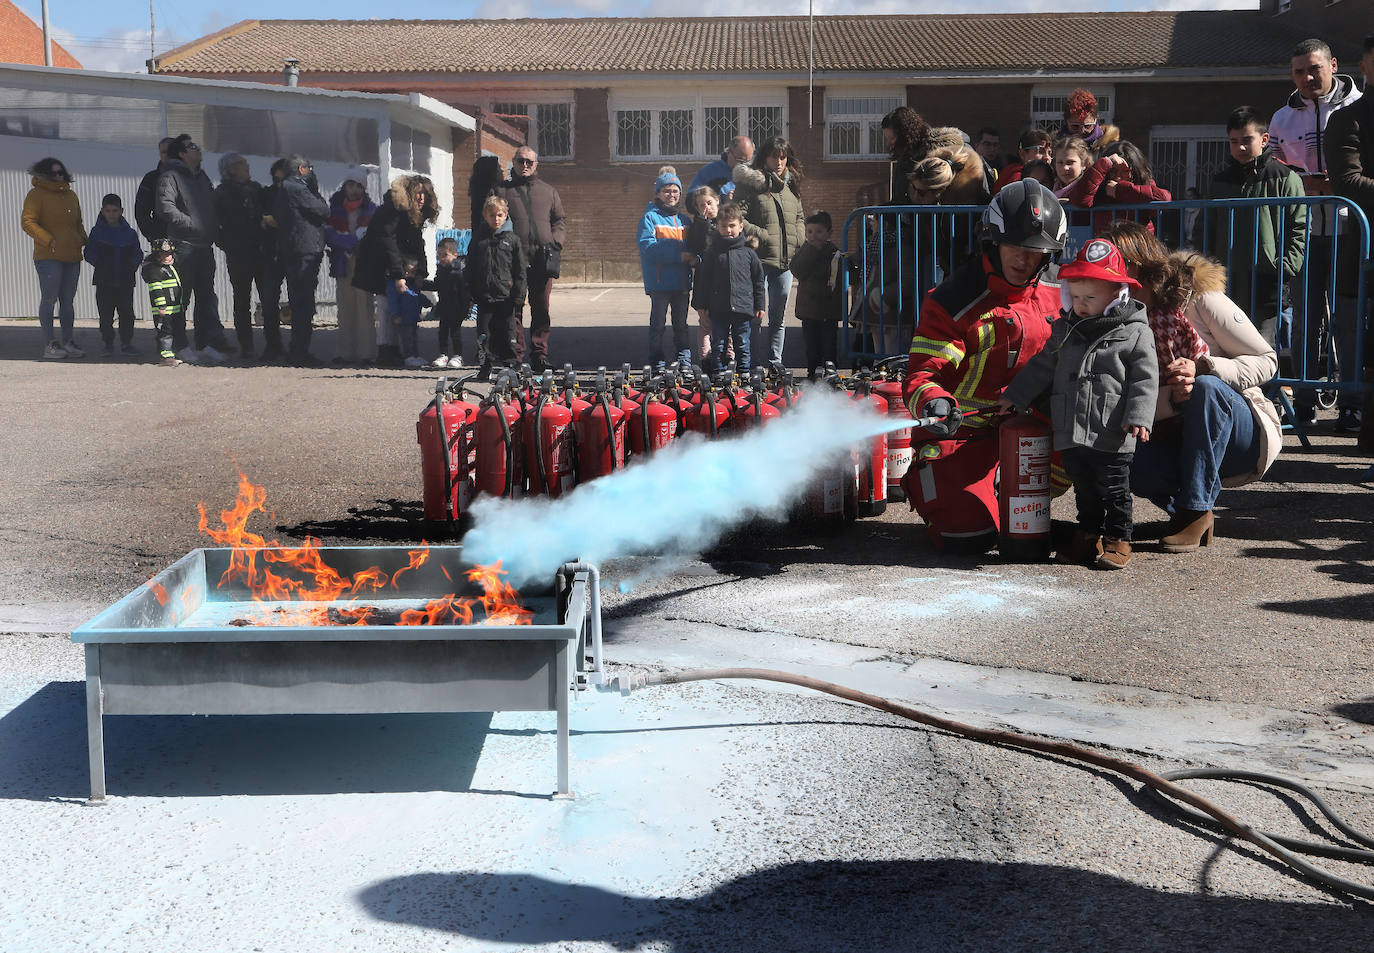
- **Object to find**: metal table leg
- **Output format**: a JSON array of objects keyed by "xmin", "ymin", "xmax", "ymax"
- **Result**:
[{"xmin": 85, "ymin": 645, "xmax": 106, "ymax": 803}]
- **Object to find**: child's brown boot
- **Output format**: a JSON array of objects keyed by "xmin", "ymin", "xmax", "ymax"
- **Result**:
[{"xmin": 1096, "ymin": 538, "xmax": 1132, "ymax": 570}]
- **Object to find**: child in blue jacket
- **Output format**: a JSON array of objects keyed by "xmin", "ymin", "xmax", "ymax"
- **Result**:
[
  {"xmin": 83, "ymin": 193, "xmax": 142, "ymax": 356},
  {"xmin": 637, "ymin": 168, "xmax": 693, "ymax": 369}
]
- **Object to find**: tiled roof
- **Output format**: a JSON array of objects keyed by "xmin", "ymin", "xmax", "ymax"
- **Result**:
[
  {"xmin": 153, "ymin": 13, "xmax": 1306, "ymax": 77},
  {"xmin": 0, "ymin": 0, "xmax": 81, "ymax": 69}
]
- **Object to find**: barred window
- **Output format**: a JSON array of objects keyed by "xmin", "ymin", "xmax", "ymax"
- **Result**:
[
  {"xmin": 491, "ymin": 100, "xmax": 573, "ymax": 159},
  {"xmin": 658, "ymin": 109, "xmax": 694, "ymax": 157},
  {"xmin": 705, "ymin": 106, "xmax": 737, "ymax": 156},
  {"xmin": 748, "ymin": 106, "xmax": 783, "ymax": 146},
  {"xmin": 617, "ymin": 109, "xmax": 651, "ymax": 158},
  {"xmin": 825, "ymin": 93, "xmax": 903, "ymax": 159},
  {"xmin": 1031, "ymin": 87, "xmax": 1115, "ymax": 134}
]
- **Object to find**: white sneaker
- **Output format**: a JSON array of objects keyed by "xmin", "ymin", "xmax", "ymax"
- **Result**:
[
  {"xmin": 445, "ymin": 355, "xmax": 463, "ymax": 368},
  {"xmin": 404, "ymin": 356, "xmax": 427, "ymax": 370},
  {"xmin": 62, "ymin": 341, "xmax": 85, "ymax": 359},
  {"xmin": 43, "ymin": 341, "xmax": 66, "ymax": 360},
  {"xmin": 177, "ymin": 347, "xmax": 201, "ymax": 365},
  {"xmin": 199, "ymin": 345, "xmax": 228, "ymax": 364},
  {"xmin": 432, "ymin": 354, "xmax": 451, "ymax": 368}
]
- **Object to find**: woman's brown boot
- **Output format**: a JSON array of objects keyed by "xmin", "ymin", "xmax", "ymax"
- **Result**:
[
  {"xmin": 1096, "ymin": 538, "xmax": 1132, "ymax": 569},
  {"xmin": 1161, "ymin": 510, "xmax": 1214, "ymax": 553},
  {"xmin": 1056, "ymin": 529, "xmax": 1102, "ymax": 565}
]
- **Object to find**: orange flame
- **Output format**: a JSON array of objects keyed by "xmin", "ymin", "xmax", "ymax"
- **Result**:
[{"xmin": 199, "ymin": 473, "xmax": 530, "ymax": 627}]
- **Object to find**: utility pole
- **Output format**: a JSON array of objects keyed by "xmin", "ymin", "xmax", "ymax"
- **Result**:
[
  {"xmin": 149, "ymin": 0, "xmax": 156, "ymax": 72},
  {"xmin": 41, "ymin": 0, "xmax": 53, "ymax": 67}
]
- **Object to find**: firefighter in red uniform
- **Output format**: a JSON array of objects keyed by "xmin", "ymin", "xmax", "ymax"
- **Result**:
[{"xmin": 901, "ymin": 180, "xmax": 1067, "ymax": 552}]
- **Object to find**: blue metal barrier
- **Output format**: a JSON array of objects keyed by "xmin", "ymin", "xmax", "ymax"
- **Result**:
[
  {"xmin": 436, "ymin": 227, "xmax": 472, "ymax": 256},
  {"xmin": 839, "ymin": 198, "xmax": 1370, "ymax": 421}
]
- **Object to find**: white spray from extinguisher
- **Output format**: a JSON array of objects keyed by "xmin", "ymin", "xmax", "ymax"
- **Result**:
[{"xmin": 463, "ymin": 386, "xmax": 924, "ymax": 588}]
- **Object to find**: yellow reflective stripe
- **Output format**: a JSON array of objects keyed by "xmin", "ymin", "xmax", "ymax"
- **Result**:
[
  {"xmin": 909, "ymin": 337, "xmax": 965, "ymax": 364},
  {"xmin": 953, "ymin": 320, "xmax": 994, "ymax": 403}
]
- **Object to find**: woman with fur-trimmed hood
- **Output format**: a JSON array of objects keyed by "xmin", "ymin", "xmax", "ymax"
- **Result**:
[
  {"xmin": 1105, "ymin": 221, "xmax": 1281, "ymax": 556},
  {"xmin": 916, "ymin": 127, "xmax": 990, "ymax": 205}
]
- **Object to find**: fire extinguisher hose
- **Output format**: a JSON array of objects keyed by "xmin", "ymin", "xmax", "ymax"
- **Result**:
[
  {"xmin": 492, "ymin": 391, "xmax": 516, "ymax": 499},
  {"xmin": 428, "ymin": 386, "xmax": 454, "ymax": 524},
  {"xmin": 611, "ymin": 666, "xmax": 1374, "ymax": 901},
  {"xmin": 532, "ymin": 392, "xmax": 552, "ymax": 495},
  {"xmin": 598, "ymin": 393, "xmax": 618, "ymax": 472},
  {"xmin": 641, "ymin": 395, "xmax": 653, "ymax": 457}
]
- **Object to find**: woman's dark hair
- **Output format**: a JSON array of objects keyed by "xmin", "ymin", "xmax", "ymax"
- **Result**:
[
  {"xmin": 29, "ymin": 157, "xmax": 71, "ymax": 182},
  {"xmin": 1104, "ymin": 220, "xmax": 1190, "ymax": 313},
  {"xmin": 405, "ymin": 175, "xmax": 440, "ymax": 226},
  {"xmin": 469, "ymin": 155, "xmax": 505, "ymax": 230},
  {"xmin": 881, "ymin": 107, "xmax": 930, "ymax": 161},
  {"xmin": 1101, "ymin": 140, "xmax": 1152, "ymax": 184},
  {"xmin": 753, "ymin": 136, "xmax": 804, "ymax": 182}
]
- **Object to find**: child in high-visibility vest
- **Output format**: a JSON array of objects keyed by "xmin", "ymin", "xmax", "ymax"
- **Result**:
[{"xmin": 141, "ymin": 238, "xmax": 186, "ymax": 366}]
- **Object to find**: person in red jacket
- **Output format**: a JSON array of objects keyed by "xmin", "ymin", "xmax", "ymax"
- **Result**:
[
  {"xmin": 901, "ymin": 179, "xmax": 1068, "ymax": 553},
  {"xmin": 1059, "ymin": 140, "xmax": 1171, "ymax": 237}
]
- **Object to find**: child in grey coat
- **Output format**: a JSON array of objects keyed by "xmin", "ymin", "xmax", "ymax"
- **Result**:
[{"xmin": 998, "ymin": 238, "xmax": 1158, "ymax": 569}]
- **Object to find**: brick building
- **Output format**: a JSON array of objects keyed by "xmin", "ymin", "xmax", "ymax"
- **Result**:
[
  {"xmin": 0, "ymin": 0, "xmax": 80, "ymax": 68},
  {"xmin": 152, "ymin": 13, "xmax": 1334, "ymax": 281}
]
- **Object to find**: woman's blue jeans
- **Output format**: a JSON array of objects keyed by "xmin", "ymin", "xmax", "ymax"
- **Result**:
[
  {"xmin": 34, "ymin": 259, "xmax": 80, "ymax": 344},
  {"xmin": 1130, "ymin": 375, "xmax": 1262, "ymax": 514},
  {"xmin": 756, "ymin": 265, "xmax": 792, "ymax": 367},
  {"xmin": 648, "ymin": 290, "xmax": 691, "ymax": 368}
]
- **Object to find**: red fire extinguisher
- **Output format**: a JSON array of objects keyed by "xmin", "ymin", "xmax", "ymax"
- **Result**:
[
  {"xmin": 998, "ymin": 411, "xmax": 1053, "ymax": 561},
  {"xmin": 524, "ymin": 371, "xmax": 575, "ymax": 497},
  {"xmin": 416, "ymin": 377, "xmax": 479, "ymax": 525},
  {"xmin": 629, "ymin": 375, "xmax": 679, "ymax": 457},
  {"xmin": 575, "ymin": 368, "xmax": 626, "ymax": 481},
  {"xmin": 686, "ymin": 372, "xmax": 736, "ymax": 438},
  {"xmin": 735, "ymin": 368, "xmax": 781, "ymax": 430},
  {"xmin": 872, "ymin": 357, "xmax": 914, "ymax": 504},
  {"xmin": 475, "ymin": 373, "xmax": 526, "ymax": 499},
  {"xmin": 846, "ymin": 371, "xmax": 889, "ymax": 518}
]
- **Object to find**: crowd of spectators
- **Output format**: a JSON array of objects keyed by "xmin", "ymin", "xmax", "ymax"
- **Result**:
[{"xmin": 15, "ymin": 34, "xmax": 1372, "ymax": 442}]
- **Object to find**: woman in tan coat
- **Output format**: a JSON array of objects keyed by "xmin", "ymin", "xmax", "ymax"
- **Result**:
[
  {"xmin": 21, "ymin": 157, "xmax": 87, "ymax": 359},
  {"xmin": 1106, "ymin": 222, "xmax": 1282, "ymax": 553}
]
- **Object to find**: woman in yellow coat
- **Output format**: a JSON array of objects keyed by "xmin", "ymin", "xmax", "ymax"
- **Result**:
[{"xmin": 21, "ymin": 157, "xmax": 87, "ymax": 359}]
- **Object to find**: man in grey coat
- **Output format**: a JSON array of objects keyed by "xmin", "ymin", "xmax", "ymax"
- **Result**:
[
  {"xmin": 155, "ymin": 138, "xmax": 231, "ymax": 363},
  {"xmin": 273, "ymin": 154, "xmax": 330, "ymax": 365},
  {"xmin": 998, "ymin": 238, "xmax": 1158, "ymax": 570}
]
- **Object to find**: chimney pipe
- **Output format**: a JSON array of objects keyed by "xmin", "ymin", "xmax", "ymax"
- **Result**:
[{"xmin": 283, "ymin": 58, "xmax": 300, "ymax": 87}]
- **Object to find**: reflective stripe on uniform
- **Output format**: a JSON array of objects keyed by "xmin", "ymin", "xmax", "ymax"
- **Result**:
[{"xmin": 908, "ymin": 337, "xmax": 965, "ymax": 365}]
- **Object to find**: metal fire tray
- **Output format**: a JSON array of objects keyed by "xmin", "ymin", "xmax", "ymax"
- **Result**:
[{"xmin": 72, "ymin": 546, "xmax": 598, "ymax": 800}]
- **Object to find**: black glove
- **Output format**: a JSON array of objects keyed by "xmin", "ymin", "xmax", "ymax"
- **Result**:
[{"xmin": 921, "ymin": 398, "xmax": 963, "ymax": 438}]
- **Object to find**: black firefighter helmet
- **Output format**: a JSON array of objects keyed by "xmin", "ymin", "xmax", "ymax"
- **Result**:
[{"xmin": 979, "ymin": 179, "xmax": 1067, "ymax": 253}]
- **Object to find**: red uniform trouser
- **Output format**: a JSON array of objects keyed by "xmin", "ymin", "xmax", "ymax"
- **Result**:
[{"xmin": 901, "ymin": 433, "xmax": 1002, "ymax": 552}]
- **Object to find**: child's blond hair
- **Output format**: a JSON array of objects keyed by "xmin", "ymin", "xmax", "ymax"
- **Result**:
[
  {"xmin": 482, "ymin": 195, "xmax": 508, "ymax": 215},
  {"xmin": 1052, "ymin": 136, "xmax": 1091, "ymax": 169}
]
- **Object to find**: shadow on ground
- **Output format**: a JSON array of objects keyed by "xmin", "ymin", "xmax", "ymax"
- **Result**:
[
  {"xmin": 0, "ymin": 681, "xmax": 500, "ymax": 800},
  {"xmin": 357, "ymin": 859, "xmax": 1365, "ymax": 952}
]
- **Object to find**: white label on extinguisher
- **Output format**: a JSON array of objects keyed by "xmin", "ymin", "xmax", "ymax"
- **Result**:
[
  {"xmin": 1018, "ymin": 434, "xmax": 1050, "ymax": 478},
  {"xmin": 888, "ymin": 446, "xmax": 913, "ymax": 480},
  {"xmin": 824, "ymin": 477, "xmax": 843, "ymax": 514},
  {"xmin": 1007, "ymin": 496, "xmax": 1050, "ymax": 534},
  {"xmin": 877, "ymin": 452, "xmax": 888, "ymax": 498}
]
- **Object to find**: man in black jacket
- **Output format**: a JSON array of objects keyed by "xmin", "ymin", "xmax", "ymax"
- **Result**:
[
  {"xmin": 273, "ymin": 154, "xmax": 330, "ymax": 365},
  {"xmin": 1324, "ymin": 34, "xmax": 1374, "ymax": 437},
  {"xmin": 134, "ymin": 136, "xmax": 177, "ymax": 241},
  {"xmin": 156, "ymin": 137, "xmax": 232, "ymax": 363},
  {"xmin": 494, "ymin": 147, "xmax": 566, "ymax": 372}
]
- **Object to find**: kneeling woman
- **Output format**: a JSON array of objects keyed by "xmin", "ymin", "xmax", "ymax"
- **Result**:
[{"xmin": 1105, "ymin": 222, "xmax": 1282, "ymax": 552}]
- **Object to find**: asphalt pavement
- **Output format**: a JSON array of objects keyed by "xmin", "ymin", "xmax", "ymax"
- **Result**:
[{"xmin": 2, "ymin": 291, "xmax": 1374, "ymax": 949}]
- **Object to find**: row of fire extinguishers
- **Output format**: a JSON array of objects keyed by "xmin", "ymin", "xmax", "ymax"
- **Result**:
[{"xmin": 416, "ymin": 357, "xmax": 1057, "ymax": 558}]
